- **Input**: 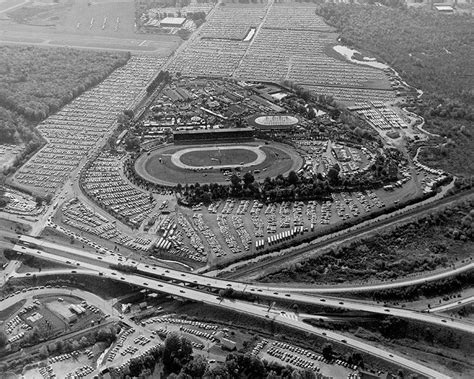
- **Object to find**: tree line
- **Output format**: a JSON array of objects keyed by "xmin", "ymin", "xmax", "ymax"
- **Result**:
[
  {"xmin": 260, "ymin": 199, "xmax": 473, "ymax": 285},
  {"xmin": 112, "ymin": 331, "xmax": 331, "ymax": 378},
  {"xmin": 315, "ymin": 4, "xmax": 474, "ymax": 176},
  {"xmin": 0, "ymin": 46, "xmax": 130, "ymax": 149},
  {"xmin": 181, "ymin": 150, "xmax": 400, "ymax": 205}
]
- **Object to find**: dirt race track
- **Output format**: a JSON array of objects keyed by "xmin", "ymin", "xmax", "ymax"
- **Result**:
[
  {"xmin": 135, "ymin": 141, "xmax": 304, "ymax": 186},
  {"xmin": 0, "ymin": 0, "xmax": 181, "ymax": 55}
]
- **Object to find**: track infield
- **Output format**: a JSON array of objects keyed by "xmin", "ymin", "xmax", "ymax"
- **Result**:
[{"xmin": 135, "ymin": 141, "xmax": 303, "ymax": 186}]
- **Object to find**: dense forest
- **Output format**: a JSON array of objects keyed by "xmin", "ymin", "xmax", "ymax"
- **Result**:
[
  {"xmin": 0, "ymin": 46, "xmax": 130, "ymax": 146},
  {"xmin": 316, "ymin": 5, "xmax": 474, "ymax": 176}
]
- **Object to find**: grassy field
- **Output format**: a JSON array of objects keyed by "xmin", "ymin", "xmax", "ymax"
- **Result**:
[
  {"xmin": 0, "ymin": 299, "xmax": 26, "ymax": 321},
  {"xmin": 179, "ymin": 148, "xmax": 259, "ymax": 167},
  {"xmin": 0, "ymin": 0, "xmax": 181, "ymax": 54},
  {"xmin": 138, "ymin": 142, "xmax": 302, "ymax": 186}
]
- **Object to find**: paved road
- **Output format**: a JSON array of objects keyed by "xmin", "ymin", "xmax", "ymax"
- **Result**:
[
  {"xmin": 428, "ymin": 296, "xmax": 474, "ymax": 313},
  {"xmin": 16, "ymin": 236, "xmax": 474, "ymax": 333},
  {"xmin": 0, "ymin": 285, "xmax": 156, "ymax": 376},
  {"xmin": 0, "ymin": 259, "xmax": 21, "ymax": 286},
  {"xmin": 4, "ymin": 259, "xmax": 449, "ymax": 379},
  {"xmin": 13, "ymin": 241, "xmax": 474, "ymax": 336}
]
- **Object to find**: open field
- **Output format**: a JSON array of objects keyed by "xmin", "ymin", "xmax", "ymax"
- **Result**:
[
  {"xmin": 0, "ymin": 299, "xmax": 26, "ymax": 321},
  {"xmin": 136, "ymin": 141, "xmax": 301, "ymax": 186},
  {"xmin": 178, "ymin": 147, "xmax": 260, "ymax": 168},
  {"xmin": 0, "ymin": 0, "xmax": 180, "ymax": 54}
]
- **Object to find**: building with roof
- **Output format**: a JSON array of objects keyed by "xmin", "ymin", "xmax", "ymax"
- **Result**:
[
  {"xmin": 160, "ymin": 17, "xmax": 186, "ymax": 28},
  {"xmin": 173, "ymin": 127, "xmax": 254, "ymax": 145}
]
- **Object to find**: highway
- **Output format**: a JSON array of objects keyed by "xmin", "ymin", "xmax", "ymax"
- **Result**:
[
  {"xmin": 13, "ymin": 240, "xmax": 474, "ymax": 335},
  {"xmin": 428, "ymin": 295, "xmax": 474, "ymax": 313},
  {"xmin": 4, "ymin": 249, "xmax": 450, "ymax": 379},
  {"xmin": 18, "ymin": 235, "xmax": 474, "ymax": 298}
]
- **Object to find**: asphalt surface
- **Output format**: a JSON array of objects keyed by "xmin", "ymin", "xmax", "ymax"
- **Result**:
[
  {"xmin": 4, "ymin": 259, "xmax": 450, "ymax": 379},
  {"xmin": 12, "ymin": 241, "xmax": 474, "ymax": 336}
]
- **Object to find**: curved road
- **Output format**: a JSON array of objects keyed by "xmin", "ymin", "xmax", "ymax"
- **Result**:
[
  {"xmin": 13, "ymin": 242, "xmax": 474, "ymax": 336},
  {"xmin": 5, "ymin": 261, "xmax": 450, "ymax": 379}
]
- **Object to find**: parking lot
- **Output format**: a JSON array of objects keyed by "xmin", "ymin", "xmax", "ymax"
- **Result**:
[
  {"xmin": 173, "ymin": 190, "xmax": 390, "ymax": 263},
  {"xmin": 58, "ymin": 198, "xmax": 154, "ymax": 252},
  {"xmin": 82, "ymin": 152, "xmax": 157, "ymax": 230},
  {"xmin": 12, "ymin": 55, "xmax": 164, "ymax": 195},
  {"xmin": 258, "ymin": 340, "xmax": 355, "ymax": 378},
  {"xmin": 168, "ymin": 3, "xmax": 397, "ymax": 104},
  {"xmin": 24, "ymin": 351, "xmax": 94, "ymax": 379},
  {"xmin": 1, "ymin": 187, "xmax": 43, "ymax": 217}
]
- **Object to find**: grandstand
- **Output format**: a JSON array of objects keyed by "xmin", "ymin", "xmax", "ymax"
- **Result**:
[
  {"xmin": 173, "ymin": 128, "xmax": 254, "ymax": 145},
  {"xmin": 250, "ymin": 114, "xmax": 299, "ymax": 131}
]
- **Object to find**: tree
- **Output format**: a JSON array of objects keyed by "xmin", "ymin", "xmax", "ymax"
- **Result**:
[
  {"xmin": 181, "ymin": 355, "xmax": 209, "ymax": 378},
  {"xmin": 35, "ymin": 196, "xmax": 43, "ymax": 207},
  {"xmin": 322, "ymin": 343, "xmax": 333, "ymax": 361},
  {"xmin": 243, "ymin": 172, "xmax": 255, "ymax": 187},
  {"xmin": 0, "ymin": 331, "xmax": 7, "ymax": 348},
  {"xmin": 124, "ymin": 135, "xmax": 140, "ymax": 151},
  {"xmin": 39, "ymin": 345, "xmax": 49, "ymax": 359},
  {"xmin": 163, "ymin": 333, "xmax": 193, "ymax": 374},
  {"xmin": 230, "ymin": 174, "xmax": 241, "ymax": 188},
  {"xmin": 47, "ymin": 342, "xmax": 57, "ymax": 354},
  {"xmin": 288, "ymin": 170, "xmax": 299, "ymax": 186},
  {"xmin": 327, "ymin": 164, "xmax": 340, "ymax": 186},
  {"xmin": 123, "ymin": 109, "xmax": 134, "ymax": 119}
]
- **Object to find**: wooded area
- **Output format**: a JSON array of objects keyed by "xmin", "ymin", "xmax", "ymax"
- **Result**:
[
  {"xmin": 316, "ymin": 5, "xmax": 474, "ymax": 175},
  {"xmin": 0, "ymin": 46, "xmax": 130, "ymax": 146},
  {"xmin": 259, "ymin": 200, "xmax": 474, "ymax": 284}
]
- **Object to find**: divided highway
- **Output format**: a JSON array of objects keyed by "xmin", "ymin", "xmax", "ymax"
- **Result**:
[
  {"xmin": 14, "ymin": 237, "xmax": 474, "ymax": 334},
  {"xmin": 9, "ymin": 245, "xmax": 450, "ymax": 379}
]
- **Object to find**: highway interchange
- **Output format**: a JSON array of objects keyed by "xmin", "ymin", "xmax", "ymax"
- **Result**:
[
  {"xmin": 12, "ymin": 237, "xmax": 474, "ymax": 334},
  {"xmin": 0, "ymin": 21, "xmax": 472, "ymax": 374},
  {"xmin": 6, "ymin": 243, "xmax": 451, "ymax": 379}
]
